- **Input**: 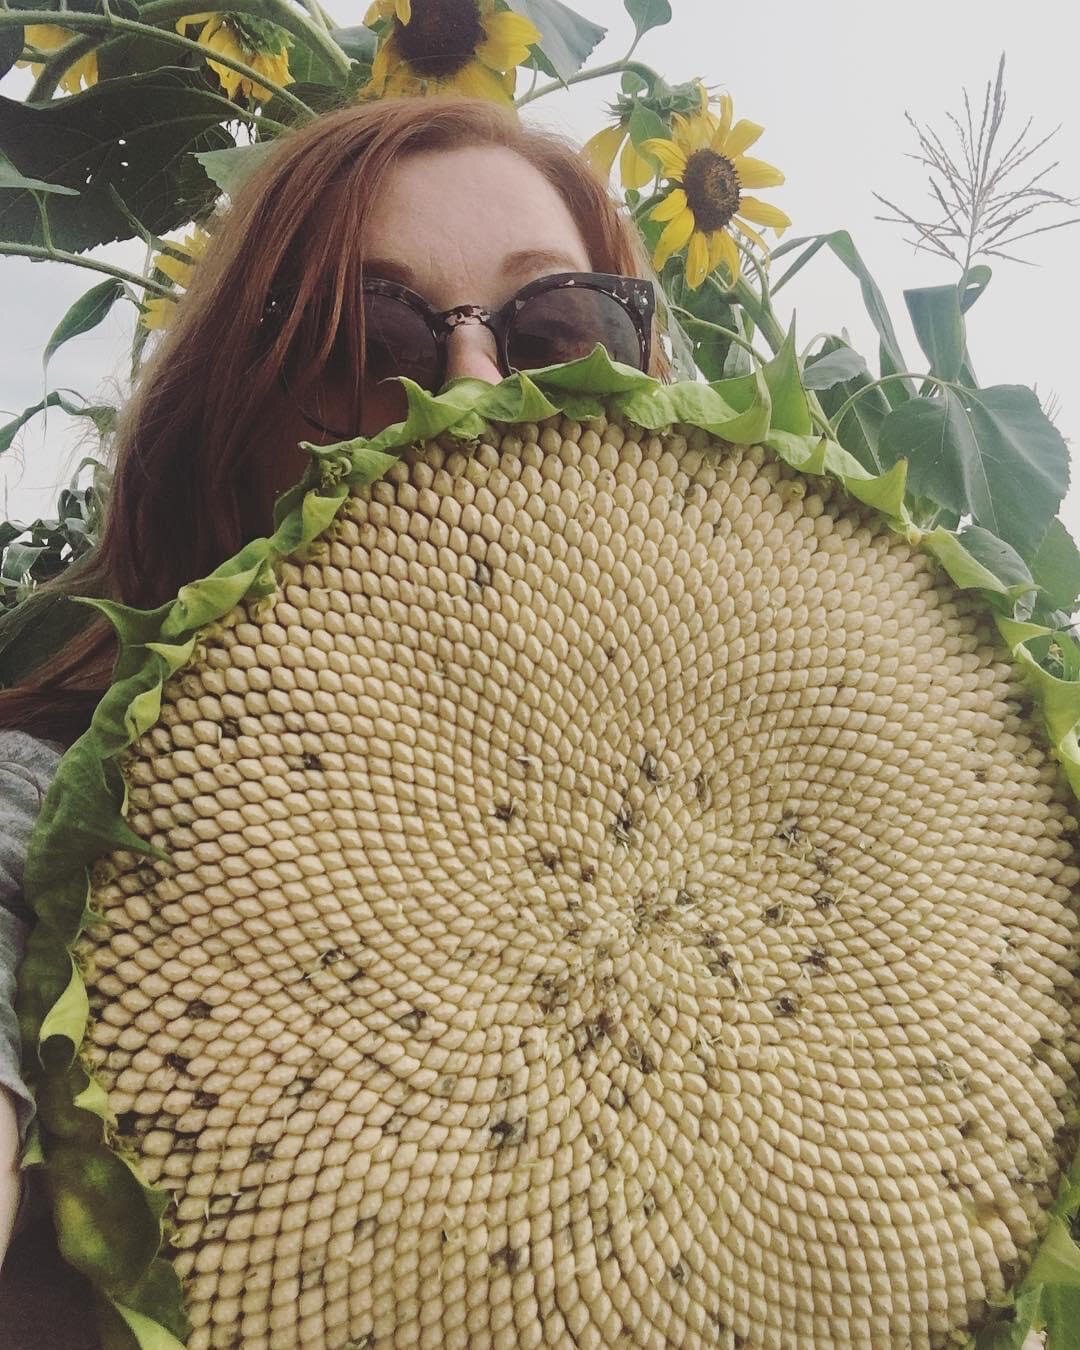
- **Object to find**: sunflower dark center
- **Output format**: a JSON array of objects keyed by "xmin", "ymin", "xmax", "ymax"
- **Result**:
[
  {"xmin": 682, "ymin": 148, "xmax": 741, "ymax": 233},
  {"xmin": 395, "ymin": 0, "xmax": 485, "ymax": 77}
]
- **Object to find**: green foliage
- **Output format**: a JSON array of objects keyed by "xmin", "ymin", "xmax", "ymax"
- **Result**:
[{"xmin": 504, "ymin": 0, "xmax": 605, "ymax": 82}]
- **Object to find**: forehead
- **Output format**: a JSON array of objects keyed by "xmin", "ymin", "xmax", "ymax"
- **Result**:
[{"xmin": 360, "ymin": 145, "xmax": 592, "ymax": 302}]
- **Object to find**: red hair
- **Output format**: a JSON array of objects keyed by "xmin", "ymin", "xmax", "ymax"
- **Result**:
[{"xmin": 0, "ymin": 96, "xmax": 664, "ymax": 745}]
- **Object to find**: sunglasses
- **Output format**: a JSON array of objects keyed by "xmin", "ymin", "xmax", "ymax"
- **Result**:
[{"xmin": 261, "ymin": 271, "xmax": 655, "ymax": 440}]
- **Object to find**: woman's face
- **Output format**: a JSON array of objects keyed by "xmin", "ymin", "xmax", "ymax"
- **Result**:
[{"xmin": 271, "ymin": 144, "xmax": 594, "ymax": 470}]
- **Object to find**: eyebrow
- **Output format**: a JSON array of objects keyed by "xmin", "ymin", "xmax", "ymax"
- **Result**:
[{"xmin": 362, "ymin": 248, "xmax": 587, "ymax": 290}]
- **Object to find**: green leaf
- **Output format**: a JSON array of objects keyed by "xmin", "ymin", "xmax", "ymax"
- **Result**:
[
  {"xmin": 802, "ymin": 343, "xmax": 870, "ymax": 391},
  {"xmin": 774, "ymin": 231, "xmax": 913, "ymax": 408},
  {"xmin": 1031, "ymin": 519, "xmax": 1080, "ymax": 615},
  {"xmin": 878, "ymin": 385, "xmax": 1068, "ymax": 559},
  {"xmin": 0, "ymin": 148, "xmax": 80, "ymax": 197},
  {"xmin": 1, "ymin": 389, "xmax": 115, "ymax": 454},
  {"xmin": 762, "ymin": 326, "xmax": 812, "ymax": 435},
  {"xmin": 626, "ymin": 99, "xmax": 666, "ymax": 151},
  {"xmin": 624, "ymin": 0, "xmax": 672, "ymax": 38},
  {"xmin": 0, "ymin": 71, "xmax": 232, "ymax": 251},
  {"xmin": 905, "ymin": 282, "xmax": 966, "ymax": 382},
  {"xmin": 503, "ymin": 0, "xmax": 606, "ymax": 81},
  {"xmin": 954, "ymin": 525, "xmax": 1038, "ymax": 617},
  {"xmin": 43, "ymin": 278, "xmax": 128, "ymax": 381},
  {"xmin": 194, "ymin": 141, "xmax": 279, "ymax": 196}
]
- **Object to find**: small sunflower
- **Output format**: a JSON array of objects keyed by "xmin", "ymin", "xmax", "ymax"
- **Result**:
[
  {"xmin": 363, "ymin": 0, "xmax": 540, "ymax": 104},
  {"xmin": 139, "ymin": 226, "xmax": 211, "ymax": 332},
  {"xmin": 642, "ymin": 96, "xmax": 792, "ymax": 290},
  {"xmin": 175, "ymin": 12, "xmax": 293, "ymax": 103},
  {"xmin": 16, "ymin": 25, "xmax": 98, "ymax": 95}
]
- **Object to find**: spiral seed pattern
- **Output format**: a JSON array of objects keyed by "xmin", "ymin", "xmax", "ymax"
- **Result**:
[{"xmin": 82, "ymin": 415, "xmax": 1080, "ymax": 1349}]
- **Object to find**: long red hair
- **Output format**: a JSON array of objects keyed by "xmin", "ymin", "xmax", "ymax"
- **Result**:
[{"xmin": 0, "ymin": 96, "xmax": 663, "ymax": 746}]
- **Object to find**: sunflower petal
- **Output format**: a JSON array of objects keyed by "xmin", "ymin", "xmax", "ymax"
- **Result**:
[
  {"xmin": 673, "ymin": 112, "xmax": 713, "ymax": 154},
  {"xmin": 649, "ymin": 188, "xmax": 688, "ymax": 223},
  {"xmin": 451, "ymin": 58, "xmax": 515, "ymax": 103},
  {"xmin": 722, "ymin": 118, "xmax": 764, "ymax": 157},
  {"xmin": 732, "ymin": 217, "xmax": 771, "ymax": 256},
  {"xmin": 652, "ymin": 207, "xmax": 697, "ymax": 270},
  {"xmin": 685, "ymin": 230, "xmax": 710, "ymax": 290},
  {"xmin": 582, "ymin": 124, "xmax": 625, "ymax": 181},
  {"xmin": 619, "ymin": 136, "xmax": 657, "ymax": 190},
  {"xmin": 368, "ymin": 32, "xmax": 397, "ymax": 93},
  {"xmin": 364, "ymin": 0, "xmax": 395, "ymax": 24},
  {"xmin": 639, "ymin": 137, "xmax": 687, "ymax": 180},
  {"xmin": 736, "ymin": 195, "xmax": 792, "ymax": 233},
  {"xmin": 476, "ymin": 10, "xmax": 541, "ymax": 69},
  {"xmin": 709, "ymin": 93, "xmax": 733, "ymax": 147},
  {"xmin": 732, "ymin": 156, "xmax": 785, "ymax": 189},
  {"xmin": 708, "ymin": 229, "xmax": 741, "ymax": 283},
  {"xmin": 394, "ymin": 0, "xmax": 411, "ymax": 20}
]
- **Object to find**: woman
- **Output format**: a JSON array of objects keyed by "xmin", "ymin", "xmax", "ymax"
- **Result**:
[{"xmin": 0, "ymin": 94, "xmax": 666, "ymax": 1336}]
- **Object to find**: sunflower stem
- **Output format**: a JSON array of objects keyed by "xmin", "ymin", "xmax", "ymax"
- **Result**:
[
  {"xmin": 0, "ymin": 241, "xmax": 175, "ymax": 298},
  {"xmin": 515, "ymin": 60, "xmax": 661, "ymax": 110}
]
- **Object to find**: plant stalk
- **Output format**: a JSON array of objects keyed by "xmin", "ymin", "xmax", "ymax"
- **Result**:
[{"xmin": 515, "ymin": 60, "xmax": 660, "ymax": 110}]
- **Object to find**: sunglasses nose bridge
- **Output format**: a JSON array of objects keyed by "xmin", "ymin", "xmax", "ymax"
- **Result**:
[{"xmin": 438, "ymin": 307, "xmax": 505, "ymax": 385}]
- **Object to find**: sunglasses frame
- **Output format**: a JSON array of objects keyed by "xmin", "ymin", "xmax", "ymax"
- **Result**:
[{"xmin": 263, "ymin": 271, "xmax": 656, "ymax": 440}]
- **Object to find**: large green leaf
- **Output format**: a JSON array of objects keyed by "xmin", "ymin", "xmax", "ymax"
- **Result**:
[
  {"xmin": 0, "ymin": 25, "xmax": 21, "ymax": 82},
  {"xmin": 878, "ymin": 385, "xmax": 1068, "ymax": 559},
  {"xmin": 624, "ymin": 0, "xmax": 672, "ymax": 38},
  {"xmin": 761, "ymin": 326, "xmax": 812, "ymax": 435},
  {"xmin": 1030, "ymin": 518, "xmax": 1080, "ymax": 616},
  {"xmin": 0, "ymin": 148, "xmax": 80, "ymax": 196},
  {"xmin": 328, "ymin": 25, "xmax": 377, "ymax": 63},
  {"xmin": 504, "ymin": 0, "xmax": 605, "ymax": 82},
  {"xmin": 0, "ymin": 70, "xmax": 232, "ymax": 251},
  {"xmin": 43, "ymin": 278, "xmax": 129, "ymax": 380}
]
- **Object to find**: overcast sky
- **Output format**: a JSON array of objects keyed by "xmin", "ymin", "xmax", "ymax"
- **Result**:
[{"xmin": 2, "ymin": 0, "xmax": 1078, "ymax": 537}]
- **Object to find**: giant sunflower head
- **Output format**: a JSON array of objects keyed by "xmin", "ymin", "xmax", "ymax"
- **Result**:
[
  {"xmin": 643, "ymin": 96, "xmax": 792, "ymax": 289},
  {"xmin": 363, "ymin": 0, "xmax": 540, "ymax": 103},
  {"xmin": 16, "ymin": 24, "xmax": 98, "ymax": 95}
]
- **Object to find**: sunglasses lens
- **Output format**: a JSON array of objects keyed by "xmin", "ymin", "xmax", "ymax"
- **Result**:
[
  {"xmin": 297, "ymin": 292, "xmax": 440, "ymax": 439},
  {"xmin": 506, "ymin": 286, "xmax": 643, "ymax": 372}
]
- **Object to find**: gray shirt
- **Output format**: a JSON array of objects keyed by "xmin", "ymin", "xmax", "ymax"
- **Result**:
[{"xmin": 0, "ymin": 730, "xmax": 63, "ymax": 1144}]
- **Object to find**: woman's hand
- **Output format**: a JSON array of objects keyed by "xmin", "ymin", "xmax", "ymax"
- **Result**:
[{"xmin": 0, "ymin": 1085, "xmax": 21, "ymax": 1266}]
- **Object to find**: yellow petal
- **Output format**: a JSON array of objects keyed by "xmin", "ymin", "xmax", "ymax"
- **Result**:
[
  {"xmin": 732, "ymin": 217, "xmax": 771, "ymax": 256},
  {"xmin": 24, "ymin": 24, "xmax": 74, "ymax": 53},
  {"xmin": 476, "ymin": 10, "xmax": 541, "ymax": 70},
  {"xmin": 639, "ymin": 137, "xmax": 687, "ymax": 180},
  {"xmin": 736, "ymin": 195, "xmax": 792, "ymax": 233},
  {"xmin": 708, "ymin": 229, "xmax": 741, "ymax": 283},
  {"xmin": 139, "ymin": 297, "xmax": 177, "ymax": 331},
  {"xmin": 451, "ymin": 58, "xmax": 515, "ymax": 103},
  {"xmin": 154, "ymin": 252, "xmax": 194, "ymax": 287},
  {"xmin": 672, "ymin": 112, "xmax": 712, "ymax": 154},
  {"xmin": 710, "ymin": 93, "xmax": 733, "ymax": 146},
  {"xmin": 685, "ymin": 230, "xmax": 710, "ymax": 290},
  {"xmin": 652, "ymin": 207, "xmax": 696, "ymax": 270},
  {"xmin": 619, "ymin": 136, "xmax": 657, "ymax": 190},
  {"xmin": 649, "ymin": 187, "xmax": 688, "ymax": 222},
  {"xmin": 582, "ymin": 124, "xmax": 625, "ymax": 181},
  {"xmin": 732, "ymin": 155, "xmax": 785, "ymax": 189},
  {"xmin": 394, "ymin": 0, "xmax": 411, "ymax": 20},
  {"xmin": 363, "ymin": 0, "xmax": 395, "ymax": 23},
  {"xmin": 368, "ymin": 32, "xmax": 398, "ymax": 93},
  {"xmin": 721, "ymin": 118, "xmax": 764, "ymax": 157}
]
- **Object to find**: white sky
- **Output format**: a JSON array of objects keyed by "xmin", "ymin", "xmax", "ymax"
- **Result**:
[{"xmin": 1, "ymin": 0, "xmax": 1077, "ymax": 538}]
